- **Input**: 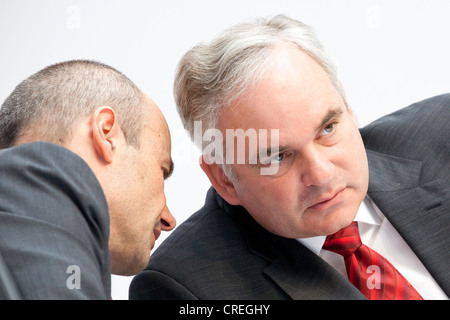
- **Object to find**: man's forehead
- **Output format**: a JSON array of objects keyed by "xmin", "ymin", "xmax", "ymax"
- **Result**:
[
  {"xmin": 144, "ymin": 97, "xmax": 171, "ymax": 138},
  {"xmin": 141, "ymin": 98, "xmax": 172, "ymax": 159}
]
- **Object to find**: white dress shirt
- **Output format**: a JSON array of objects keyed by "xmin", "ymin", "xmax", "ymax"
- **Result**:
[{"xmin": 297, "ymin": 196, "xmax": 448, "ymax": 300}]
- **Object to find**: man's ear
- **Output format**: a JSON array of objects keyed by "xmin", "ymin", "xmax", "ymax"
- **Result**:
[
  {"xmin": 91, "ymin": 107, "xmax": 119, "ymax": 163},
  {"xmin": 199, "ymin": 155, "xmax": 241, "ymax": 206}
]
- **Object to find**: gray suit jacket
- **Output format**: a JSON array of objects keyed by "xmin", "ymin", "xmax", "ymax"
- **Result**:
[
  {"xmin": 0, "ymin": 142, "xmax": 111, "ymax": 299},
  {"xmin": 129, "ymin": 93, "xmax": 450, "ymax": 300}
]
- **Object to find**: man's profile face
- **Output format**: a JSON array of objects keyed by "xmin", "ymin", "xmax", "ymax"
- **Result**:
[
  {"xmin": 109, "ymin": 98, "xmax": 176, "ymax": 275},
  {"xmin": 218, "ymin": 45, "xmax": 369, "ymax": 238}
]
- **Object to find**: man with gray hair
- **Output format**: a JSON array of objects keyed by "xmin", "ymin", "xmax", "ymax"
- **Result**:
[
  {"xmin": 0, "ymin": 60, "xmax": 176, "ymax": 299},
  {"xmin": 130, "ymin": 15, "xmax": 449, "ymax": 299}
]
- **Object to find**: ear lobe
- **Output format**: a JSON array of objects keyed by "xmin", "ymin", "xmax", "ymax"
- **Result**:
[
  {"xmin": 91, "ymin": 107, "xmax": 119, "ymax": 163},
  {"xmin": 199, "ymin": 156, "xmax": 241, "ymax": 206}
]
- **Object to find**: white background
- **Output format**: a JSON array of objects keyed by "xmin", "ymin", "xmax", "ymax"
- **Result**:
[{"xmin": 0, "ymin": 0, "xmax": 449, "ymax": 300}]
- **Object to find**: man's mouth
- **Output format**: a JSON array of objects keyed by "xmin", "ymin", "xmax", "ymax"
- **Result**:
[{"xmin": 309, "ymin": 188, "xmax": 345, "ymax": 211}]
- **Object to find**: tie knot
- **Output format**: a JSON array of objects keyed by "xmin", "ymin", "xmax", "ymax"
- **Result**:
[{"xmin": 323, "ymin": 221, "xmax": 362, "ymax": 257}]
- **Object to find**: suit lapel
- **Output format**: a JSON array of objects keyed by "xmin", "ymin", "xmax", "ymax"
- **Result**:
[
  {"xmin": 262, "ymin": 238, "xmax": 365, "ymax": 299},
  {"xmin": 367, "ymin": 149, "xmax": 450, "ymax": 296},
  {"xmin": 226, "ymin": 199, "xmax": 365, "ymax": 299}
]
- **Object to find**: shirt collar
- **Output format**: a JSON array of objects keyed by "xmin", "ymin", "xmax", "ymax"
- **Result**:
[{"xmin": 296, "ymin": 195, "xmax": 382, "ymax": 255}]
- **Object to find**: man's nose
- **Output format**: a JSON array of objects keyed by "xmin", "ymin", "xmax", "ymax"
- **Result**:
[
  {"xmin": 160, "ymin": 205, "xmax": 176, "ymax": 231},
  {"xmin": 300, "ymin": 147, "xmax": 334, "ymax": 188}
]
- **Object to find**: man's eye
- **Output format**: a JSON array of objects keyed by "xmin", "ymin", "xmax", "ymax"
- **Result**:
[
  {"xmin": 261, "ymin": 153, "xmax": 286, "ymax": 165},
  {"xmin": 322, "ymin": 122, "xmax": 336, "ymax": 136},
  {"xmin": 274, "ymin": 153, "xmax": 286, "ymax": 163}
]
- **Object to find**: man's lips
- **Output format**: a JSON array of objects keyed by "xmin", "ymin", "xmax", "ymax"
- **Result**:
[{"xmin": 309, "ymin": 188, "xmax": 345, "ymax": 210}]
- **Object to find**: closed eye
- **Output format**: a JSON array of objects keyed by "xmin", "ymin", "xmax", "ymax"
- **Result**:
[{"xmin": 163, "ymin": 160, "xmax": 174, "ymax": 180}]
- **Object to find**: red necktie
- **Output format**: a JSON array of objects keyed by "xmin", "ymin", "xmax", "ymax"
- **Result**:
[{"xmin": 322, "ymin": 221, "xmax": 423, "ymax": 300}]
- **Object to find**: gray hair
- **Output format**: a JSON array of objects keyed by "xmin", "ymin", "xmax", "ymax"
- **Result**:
[
  {"xmin": 175, "ymin": 14, "xmax": 345, "ymax": 150},
  {"xmin": 0, "ymin": 60, "xmax": 146, "ymax": 149}
]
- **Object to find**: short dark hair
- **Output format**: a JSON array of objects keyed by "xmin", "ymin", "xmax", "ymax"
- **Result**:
[{"xmin": 0, "ymin": 60, "xmax": 146, "ymax": 149}]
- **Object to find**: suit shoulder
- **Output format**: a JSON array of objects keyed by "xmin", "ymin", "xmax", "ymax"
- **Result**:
[
  {"xmin": 0, "ymin": 142, "xmax": 111, "ymax": 298},
  {"xmin": 0, "ymin": 142, "xmax": 109, "ymax": 231},
  {"xmin": 362, "ymin": 93, "xmax": 450, "ymax": 133},
  {"xmin": 148, "ymin": 191, "xmax": 248, "ymax": 266},
  {"xmin": 361, "ymin": 93, "xmax": 450, "ymax": 158}
]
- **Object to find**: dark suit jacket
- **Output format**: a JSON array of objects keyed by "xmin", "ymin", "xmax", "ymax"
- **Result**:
[
  {"xmin": 129, "ymin": 93, "xmax": 450, "ymax": 300},
  {"xmin": 0, "ymin": 142, "xmax": 111, "ymax": 299}
]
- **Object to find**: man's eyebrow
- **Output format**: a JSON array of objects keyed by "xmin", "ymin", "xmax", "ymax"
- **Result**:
[
  {"xmin": 316, "ymin": 107, "xmax": 344, "ymax": 131},
  {"xmin": 164, "ymin": 160, "xmax": 174, "ymax": 180},
  {"xmin": 259, "ymin": 145, "xmax": 290, "ymax": 157}
]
